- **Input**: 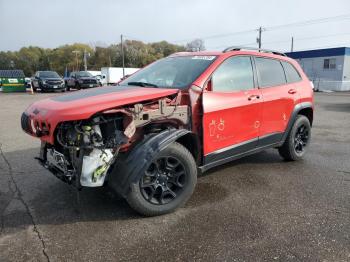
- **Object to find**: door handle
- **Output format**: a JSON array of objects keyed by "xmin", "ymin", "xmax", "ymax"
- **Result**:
[
  {"xmin": 288, "ymin": 89, "xmax": 297, "ymax": 94},
  {"xmin": 248, "ymin": 95, "xmax": 260, "ymax": 101}
]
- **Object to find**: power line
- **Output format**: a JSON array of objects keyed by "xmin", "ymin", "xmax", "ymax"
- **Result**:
[
  {"xmin": 259, "ymin": 32, "xmax": 350, "ymax": 46},
  {"xmin": 172, "ymin": 13, "xmax": 350, "ymax": 43},
  {"xmin": 265, "ymin": 14, "xmax": 350, "ymax": 31},
  {"xmin": 173, "ymin": 29, "xmax": 256, "ymax": 43}
]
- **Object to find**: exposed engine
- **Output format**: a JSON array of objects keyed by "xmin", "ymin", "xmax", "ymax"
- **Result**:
[
  {"xmin": 42, "ymin": 98, "xmax": 189, "ymax": 188},
  {"xmin": 52, "ymin": 114, "xmax": 127, "ymax": 187}
]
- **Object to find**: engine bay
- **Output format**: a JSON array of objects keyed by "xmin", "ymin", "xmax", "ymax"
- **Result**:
[{"xmin": 39, "ymin": 98, "xmax": 190, "ymax": 188}]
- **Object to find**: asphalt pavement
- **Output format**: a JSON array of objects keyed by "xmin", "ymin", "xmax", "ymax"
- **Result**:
[{"xmin": 0, "ymin": 91, "xmax": 349, "ymax": 262}]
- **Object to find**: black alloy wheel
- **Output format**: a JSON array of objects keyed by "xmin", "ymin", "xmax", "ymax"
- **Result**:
[
  {"xmin": 294, "ymin": 124, "xmax": 309, "ymax": 154},
  {"xmin": 126, "ymin": 142, "xmax": 197, "ymax": 216},
  {"xmin": 278, "ymin": 115, "xmax": 311, "ymax": 161},
  {"xmin": 140, "ymin": 156, "xmax": 186, "ymax": 205}
]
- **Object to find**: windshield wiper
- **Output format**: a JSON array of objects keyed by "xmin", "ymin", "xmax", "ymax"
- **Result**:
[{"xmin": 127, "ymin": 81, "xmax": 158, "ymax": 88}]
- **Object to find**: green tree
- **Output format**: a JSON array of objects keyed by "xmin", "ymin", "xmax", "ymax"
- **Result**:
[{"xmin": 0, "ymin": 41, "xmax": 185, "ymax": 76}]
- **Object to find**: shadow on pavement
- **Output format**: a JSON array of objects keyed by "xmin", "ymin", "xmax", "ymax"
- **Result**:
[{"xmin": 1, "ymin": 147, "xmax": 285, "ymax": 232}]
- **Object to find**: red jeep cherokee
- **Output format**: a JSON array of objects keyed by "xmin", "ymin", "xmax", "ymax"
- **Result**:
[{"xmin": 21, "ymin": 47, "xmax": 314, "ymax": 216}]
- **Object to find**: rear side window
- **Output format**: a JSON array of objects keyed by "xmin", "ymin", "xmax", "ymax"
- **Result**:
[
  {"xmin": 212, "ymin": 56, "xmax": 254, "ymax": 92},
  {"xmin": 255, "ymin": 57, "xmax": 286, "ymax": 87},
  {"xmin": 282, "ymin": 61, "xmax": 302, "ymax": 83}
]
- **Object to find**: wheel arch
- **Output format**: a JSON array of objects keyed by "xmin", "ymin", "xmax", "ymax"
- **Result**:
[
  {"xmin": 298, "ymin": 107, "xmax": 313, "ymax": 126},
  {"xmin": 175, "ymin": 133, "xmax": 201, "ymax": 165},
  {"xmin": 281, "ymin": 102, "xmax": 313, "ymax": 143},
  {"xmin": 108, "ymin": 129, "xmax": 196, "ymax": 197}
]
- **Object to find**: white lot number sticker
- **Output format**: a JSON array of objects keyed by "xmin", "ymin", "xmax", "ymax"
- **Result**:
[
  {"xmin": 192, "ymin": 56, "xmax": 216, "ymax": 60},
  {"xmin": 8, "ymin": 78, "xmax": 18, "ymax": 83}
]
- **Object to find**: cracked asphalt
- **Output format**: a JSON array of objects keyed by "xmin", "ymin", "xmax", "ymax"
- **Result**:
[{"xmin": 0, "ymin": 91, "xmax": 349, "ymax": 262}]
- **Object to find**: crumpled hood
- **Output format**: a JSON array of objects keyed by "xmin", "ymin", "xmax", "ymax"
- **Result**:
[{"xmin": 23, "ymin": 86, "xmax": 179, "ymax": 143}]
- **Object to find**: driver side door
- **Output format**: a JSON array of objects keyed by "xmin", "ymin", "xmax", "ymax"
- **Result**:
[{"xmin": 202, "ymin": 56, "xmax": 263, "ymax": 165}]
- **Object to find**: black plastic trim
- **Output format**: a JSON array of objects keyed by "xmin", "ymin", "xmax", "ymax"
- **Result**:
[
  {"xmin": 281, "ymin": 102, "xmax": 313, "ymax": 143},
  {"xmin": 201, "ymin": 139, "xmax": 282, "ymax": 173},
  {"xmin": 108, "ymin": 129, "xmax": 191, "ymax": 197},
  {"xmin": 204, "ymin": 137, "xmax": 258, "ymax": 165},
  {"xmin": 202, "ymin": 132, "xmax": 283, "ymax": 172},
  {"xmin": 257, "ymin": 132, "xmax": 283, "ymax": 147}
]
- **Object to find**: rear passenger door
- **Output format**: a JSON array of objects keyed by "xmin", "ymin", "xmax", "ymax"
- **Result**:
[{"xmin": 254, "ymin": 57, "xmax": 299, "ymax": 146}]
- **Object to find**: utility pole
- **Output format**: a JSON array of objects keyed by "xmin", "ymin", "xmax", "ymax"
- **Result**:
[
  {"xmin": 120, "ymin": 34, "xmax": 125, "ymax": 77},
  {"xmin": 291, "ymin": 37, "xmax": 294, "ymax": 52},
  {"xmin": 257, "ymin": 27, "xmax": 263, "ymax": 49},
  {"xmin": 83, "ymin": 49, "xmax": 87, "ymax": 71},
  {"xmin": 72, "ymin": 50, "xmax": 80, "ymax": 71}
]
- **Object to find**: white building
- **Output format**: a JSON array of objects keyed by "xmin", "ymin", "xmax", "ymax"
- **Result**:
[{"xmin": 286, "ymin": 47, "xmax": 350, "ymax": 91}]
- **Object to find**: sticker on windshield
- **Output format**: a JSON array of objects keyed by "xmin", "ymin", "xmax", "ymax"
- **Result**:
[{"xmin": 191, "ymin": 56, "xmax": 216, "ymax": 60}]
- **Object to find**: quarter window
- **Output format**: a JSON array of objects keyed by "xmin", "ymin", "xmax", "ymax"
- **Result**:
[
  {"xmin": 255, "ymin": 57, "xmax": 286, "ymax": 87},
  {"xmin": 282, "ymin": 61, "xmax": 302, "ymax": 83},
  {"xmin": 323, "ymin": 58, "xmax": 336, "ymax": 69},
  {"xmin": 212, "ymin": 56, "xmax": 254, "ymax": 92}
]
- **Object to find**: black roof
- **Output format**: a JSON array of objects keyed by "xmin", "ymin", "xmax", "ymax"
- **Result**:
[{"xmin": 0, "ymin": 70, "xmax": 25, "ymax": 78}]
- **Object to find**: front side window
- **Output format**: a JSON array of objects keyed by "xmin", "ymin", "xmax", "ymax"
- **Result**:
[
  {"xmin": 282, "ymin": 61, "xmax": 302, "ymax": 83},
  {"xmin": 255, "ymin": 57, "xmax": 286, "ymax": 87},
  {"xmin": 120, "ymin": 55, "xmax": 217, "ymax": 89},
  {"xmin": 323, "ymin": 58, "xmax": 336, "ymax": 69},
  {"xmin": 212, "ymin": 56, "xmax": 254, "ymax": 92}
]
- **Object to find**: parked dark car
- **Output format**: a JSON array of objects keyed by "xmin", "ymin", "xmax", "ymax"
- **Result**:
[
  {"xmin": 65, "ymin": 71, "xmax": 100, "ymax": 90},
  {"xmin": 32, "ymin": 71, "xmax": 65, "ymax": 92}
]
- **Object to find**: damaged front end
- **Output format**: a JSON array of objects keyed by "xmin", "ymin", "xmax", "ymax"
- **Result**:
[{"xmin": 31, "ymin": 97, "xmax": 189, "ymax": 189}]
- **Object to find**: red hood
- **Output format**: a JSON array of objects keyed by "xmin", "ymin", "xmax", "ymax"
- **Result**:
[{"xmin": 23, "ymin": 86, "xmax": 179, "ymax": 143}]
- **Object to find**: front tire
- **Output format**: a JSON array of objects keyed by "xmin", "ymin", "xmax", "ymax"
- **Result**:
[
  {"xmin": 126, "ymin": 142, "xmax": 197, "ymax": 216},
  {"xmin": 278, "ymin": 115, "xmax": 311, "ymax": 161}
]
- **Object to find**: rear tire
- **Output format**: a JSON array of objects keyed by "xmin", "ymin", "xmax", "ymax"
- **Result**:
[
  {"xmin": 126, "ymin": 142, "xmax": 197, "ymax": 216},
  {"xmin": 278, "ymin": 115, "xmax": 311, "ymax": 161}
]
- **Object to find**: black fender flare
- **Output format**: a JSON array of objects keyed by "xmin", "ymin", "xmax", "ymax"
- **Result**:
[
  {"xmin": 281, "ymin": 102, "xmax": 313, "ymax": 143},
  {"xmin": 108, "ymin": 129, "xmax": 191, "ymax": 197}
]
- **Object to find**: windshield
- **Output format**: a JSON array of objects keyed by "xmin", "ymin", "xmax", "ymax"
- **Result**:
[
  {"xmin": 77, "ymin": 71, "xmax": 93, "ymax": 77},
  {"xmin": 39, "ymin": 71, "xmax": 60, "ymax": 78},
  {"xmin": 119, "ymin": 55, "xmax": 217, "ymax": 89}
]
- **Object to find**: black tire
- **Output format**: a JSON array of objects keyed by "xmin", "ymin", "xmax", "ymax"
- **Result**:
[
  {"xmin": 278, "ymin": 115, "xmax": 311, "ymax": 161},
  {"xmin": 75, "ymin": 82, "xmax": 81, "ymax": 90},
  {"xmin": 126, "ymin": 142, "xmax": 197, "ymax": 216}
]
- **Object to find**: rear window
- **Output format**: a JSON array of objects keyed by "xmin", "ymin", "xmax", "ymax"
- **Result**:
[
  {"xmin": 255, "ymin": 57, "xmax": 286, "ymax": 87},
  {"xmin": 282, "ymin": 61, "xmax": 302, "ymax": 83}
]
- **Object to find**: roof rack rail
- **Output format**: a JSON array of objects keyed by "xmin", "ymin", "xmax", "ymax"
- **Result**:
[{"xmin": 223, "ymin": 46, "xmax": 286, "ymax": 57}]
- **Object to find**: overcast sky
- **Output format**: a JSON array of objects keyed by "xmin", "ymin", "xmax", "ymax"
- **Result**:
[{"xmin": 1, "ymin": 0, "xmax": 350, "ymax": 52}]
